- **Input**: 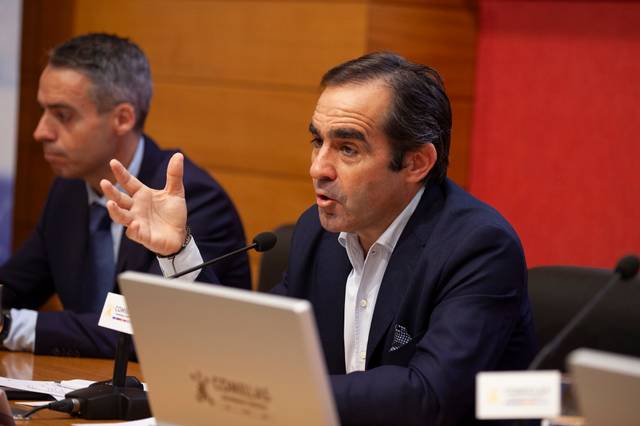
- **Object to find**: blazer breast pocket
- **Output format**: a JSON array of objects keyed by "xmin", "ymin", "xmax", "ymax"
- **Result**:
[
  {"xmin": 385, "ymin": 324, "xmax": 418, "ymax": 366},
  {"xmin": 386, "ymin": 338, "xmax": 417, "ymax": 365}
]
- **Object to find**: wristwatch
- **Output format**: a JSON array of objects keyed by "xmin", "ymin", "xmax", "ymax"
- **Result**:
[
  {"xmin": 156, "ymin": 226, "xmax": 192, "ymax": 259},
  {"xmin": 0, "ymin": 311, "xmax": 12, "ymax": 342}
]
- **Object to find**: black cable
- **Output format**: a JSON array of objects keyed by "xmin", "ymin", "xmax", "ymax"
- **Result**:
[
  {"xmin": 21, "ymin": 398, "xmax": 79, "ymax": 419},
  {"xmin": 20, "ymin": 403, "xmax": 51, "ymax": 419}
]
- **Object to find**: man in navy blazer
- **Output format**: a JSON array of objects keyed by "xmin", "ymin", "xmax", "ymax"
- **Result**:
[
  {"xmin": 0, "ymin": 34, "xmax": 250, "ymax": 358},
  {"xmin": 103, "ymin": 53, "xmax": 536, "ymax": 424},
  {"xmin": 275, "ymin": 181, "xmax": 535, "ymax": 425}
]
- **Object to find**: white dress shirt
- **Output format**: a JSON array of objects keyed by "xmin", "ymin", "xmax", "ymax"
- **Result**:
[
  {"xmin": 4, "ymin": 137, "xmax": 145, "ymax": 352},
  {"xmin": 339, "ymin": 187, "xmax": 424, "ymax": 373}
]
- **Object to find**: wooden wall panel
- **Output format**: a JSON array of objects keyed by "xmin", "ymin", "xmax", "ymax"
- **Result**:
[
  {"xmin": 147, "ymin": 83, "xmax": 317, "ymax": 177},
  {"xmin": 371, "ymin": 0, "xmax": 475, "ymax": 9},
  {"xmin": 449, "ymin": 100, "xmax": 473, "ymax": 181},
  {"xmin": 72, "ymin": 0, "xmax": 367, "ymax": 89}
]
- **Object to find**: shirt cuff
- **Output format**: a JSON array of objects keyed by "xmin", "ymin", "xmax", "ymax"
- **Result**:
[
  {"xmin": 156, "ymin": 237, "xmax": 203, "ymax": 282},
  {"xmin": 3, "ymin": 308, "xmax": 37, "ymax": 352}
]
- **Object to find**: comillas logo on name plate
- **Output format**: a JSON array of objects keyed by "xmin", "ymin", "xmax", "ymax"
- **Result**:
[{"xmin": 98, "ymin": 292, "xmax": 133, "ymax": 335}]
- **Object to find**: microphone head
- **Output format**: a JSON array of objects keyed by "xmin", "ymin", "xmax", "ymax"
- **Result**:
[
  {"xmin": 253, "ymin": 232, "xmax": 278, "ymax": 252},
  {"xmin": 615, "ymin": 255, "xmax": 640, "ymax": 280}
]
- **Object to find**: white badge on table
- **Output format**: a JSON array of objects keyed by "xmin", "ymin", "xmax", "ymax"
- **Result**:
[
  {"xmin": 98, "ymin": 292, "xmax": 133, "ymax": 335},
  {"xmin": 476, "ymin": 370, "xmax": 561, "ymax": 420}
]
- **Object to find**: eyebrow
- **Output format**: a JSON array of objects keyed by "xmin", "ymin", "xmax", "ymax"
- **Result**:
[
  {"xmin": 309, "ymin": 123, "xmax": 368, "ymax": 142},
  {"xmin": 329, "ymin": 128, "xmax": 366, "ymax": 142},
  {"xmin": 308, "ymin": 122, "xmax": 372, "ymax": 151},
  {"xmin": 39, "ymin": 102, "xmax": 75, "ymax": 112}
]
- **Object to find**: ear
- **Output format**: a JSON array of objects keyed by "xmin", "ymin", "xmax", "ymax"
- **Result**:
[
  {"xmin": 403, "ymin": 143, "xmax": 437, "ymax": 184},
  {"xmin": 111, "ymin": 103, "xmax": 136, "ymax": 136}
]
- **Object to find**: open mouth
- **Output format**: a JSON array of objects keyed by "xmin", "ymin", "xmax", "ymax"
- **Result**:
[{"xmin": 316, "ymin": 192, "xmax": 337, "ymax": 207}]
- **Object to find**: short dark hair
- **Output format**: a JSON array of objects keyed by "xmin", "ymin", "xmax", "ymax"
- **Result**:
[
  {"xmin": 321, "ymin": 52, "xmax": 452, "ymax": 184},
  {"xmin": 48, "ymin": 33, "xmax": 152, "ymax": 131}
]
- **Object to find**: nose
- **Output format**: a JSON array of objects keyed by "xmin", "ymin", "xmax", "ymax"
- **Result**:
[
  {"xmin": 33, "ymin": 113, "xmax": 55, "ymax": 143},
  {"xmin": 309, "ymin": 145, "xmax": 337, "ymax": 182}
]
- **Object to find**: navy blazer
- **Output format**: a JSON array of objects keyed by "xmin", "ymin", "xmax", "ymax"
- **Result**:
[
  {"xmin": 0, "ymin": 136, "xmax": 250, "ymax": 357},
  {"xmin": 274, "ymin": 179, "xmax": 537, "ymax": 426}
]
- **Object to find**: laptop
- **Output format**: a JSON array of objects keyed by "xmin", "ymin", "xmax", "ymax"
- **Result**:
[
  {"xmin": 119, "ymin": 271, "xmax": 339, "ymax": 426},
  {"xmin": 568, "ymin": 348, "xmax": 640, "ymax": 426}
]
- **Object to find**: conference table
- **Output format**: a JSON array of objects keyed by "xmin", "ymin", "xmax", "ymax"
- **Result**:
[
  {"xmin": 0, "ymin": 350, "xmax": 143, "ymax": 425},
  {"xmin": 1, "ymin": 351, "xmax": 586, "ymax": 426}
]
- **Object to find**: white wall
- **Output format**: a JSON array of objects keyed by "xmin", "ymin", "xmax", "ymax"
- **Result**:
[{"xmin": 0, "ymin": 0, "xmax": 23, "ymax": 262}]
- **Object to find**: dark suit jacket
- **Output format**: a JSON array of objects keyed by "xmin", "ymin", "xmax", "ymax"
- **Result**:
[
  {"xmin": 0, "ymin": 136, "xmax": 250, "ymax": 357},
  {"xmin": 274, "ymin": 179, "xmax": 537, "ymax": 426}
]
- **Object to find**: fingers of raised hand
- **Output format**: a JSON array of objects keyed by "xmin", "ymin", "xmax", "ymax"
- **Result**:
[
  {"xmin": 165, "ymin": 153, "xmax": 185, "ymax": 197},
  {"xmin": 100, "ymin": 179, "xmax": 134, "ymax": 210},
  {"xmin": 109, "ymin": 159, "xmax": 144, "ymax": 195},
  {"xmin": 105, "ymin": 200, "xmax": 134, "ymax": 227}
]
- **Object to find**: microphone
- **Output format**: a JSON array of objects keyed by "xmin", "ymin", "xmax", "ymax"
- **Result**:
[
  {"xmin": 615, "ymin": 255, "xmax": 640, "ymax": 279},
  {"xmin": 528, "ymin": 254, "xmax": 640, "ymax": 370},
  {"xmin": 169, "ymin": 232, "xmax": 278, "ymax": 279}
]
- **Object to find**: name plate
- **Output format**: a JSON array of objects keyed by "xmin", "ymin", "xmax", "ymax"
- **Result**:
[
  {"xmin": 98, "ymin": 292, "xmax": 133, "ymax": 335},
  {"xmin": 476, "ymin": 370, "xmax": 561, "ymax": 419}
]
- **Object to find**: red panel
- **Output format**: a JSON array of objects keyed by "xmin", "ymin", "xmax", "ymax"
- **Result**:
[{"xmin": 470, "ymin": 0, "xmax": 640, "ymax": 268}]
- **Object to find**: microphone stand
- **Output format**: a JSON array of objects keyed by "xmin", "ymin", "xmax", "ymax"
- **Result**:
[
  {"xmin": 64, "ymin": 332, "xmax": 151, "ymax": 420},
  {"xmin": 168, "ymin": 231, "xmax": 277, "ymax": 279},
  {"xmin": 168, "ymin": 243, "xmax": 257, "ymax": 279},
  {"xmin": 528, "ymin": 270, "xmax": 626, "ymax": 370},
  {"xmin": 113, "ymin": 332, "xmax": 132, "ymax": 386}
]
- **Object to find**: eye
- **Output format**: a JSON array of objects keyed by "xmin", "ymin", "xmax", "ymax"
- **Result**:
[
  {"xmin": 54, "ymin": 110, "xmax": 71, "ymax": 123},
  {"xmin": 340, "ymin": 144, "xmax": 358, "ymax": 157}
]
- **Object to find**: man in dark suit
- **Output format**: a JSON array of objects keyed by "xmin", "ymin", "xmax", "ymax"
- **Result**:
[
  {"xmin": 103, "ymin": 52, "xmax": 536, "ymax": 424},
  {"xmin": 0, "ymin": 33, "xmax": 250, "ymax": 358}
]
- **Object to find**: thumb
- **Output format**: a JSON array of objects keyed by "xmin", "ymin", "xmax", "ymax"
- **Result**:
[{"xmin": 165, "ymin": 152, "xmax": 185, "ymax": 196}]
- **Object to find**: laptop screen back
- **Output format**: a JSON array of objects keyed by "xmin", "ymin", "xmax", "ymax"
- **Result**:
[
  {"xmin": 119, "ymin": 271, "xmax": 338, "ymax": 426},
  {"xmin": 569, "ymin": 348, "xmax": 640, "ymax": 426}
]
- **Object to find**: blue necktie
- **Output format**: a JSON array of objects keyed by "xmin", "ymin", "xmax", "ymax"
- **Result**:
[{"xmin": 87, "ymin": 203, "xmax": 115, "ymax": 312}]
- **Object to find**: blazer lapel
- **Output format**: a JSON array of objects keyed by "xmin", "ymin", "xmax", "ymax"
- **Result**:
[
  {"xmin": 51, "ymin": 180, "xmax": 90, "ymax": 310},
  {"xmin": 135, "ymin": 135, "xmax": 163, "ymax": 190},
  {"xmin": 366, "ymin": 232, "xmax": 423, "ymax": 363},
  {"xmin": 312, "ymin": 234, "xmax": 351, "ymax": 374},
  {"xmin": 67, "ymin": 184, "xmax": 90, "ymax": 278},
  {"xmin": 365, "ymin": 184, "xmax": 446, "ymax": 364}
]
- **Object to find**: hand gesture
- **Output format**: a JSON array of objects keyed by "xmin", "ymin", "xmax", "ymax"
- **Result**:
[{"xmin": 100, "ymin": 152, "xmax": 187, "ymax": 256}]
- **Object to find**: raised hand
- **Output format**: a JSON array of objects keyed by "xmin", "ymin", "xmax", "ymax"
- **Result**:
[{"xmin": 100, "ymin": 152, "xmax": 188, "ymax": 256}]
